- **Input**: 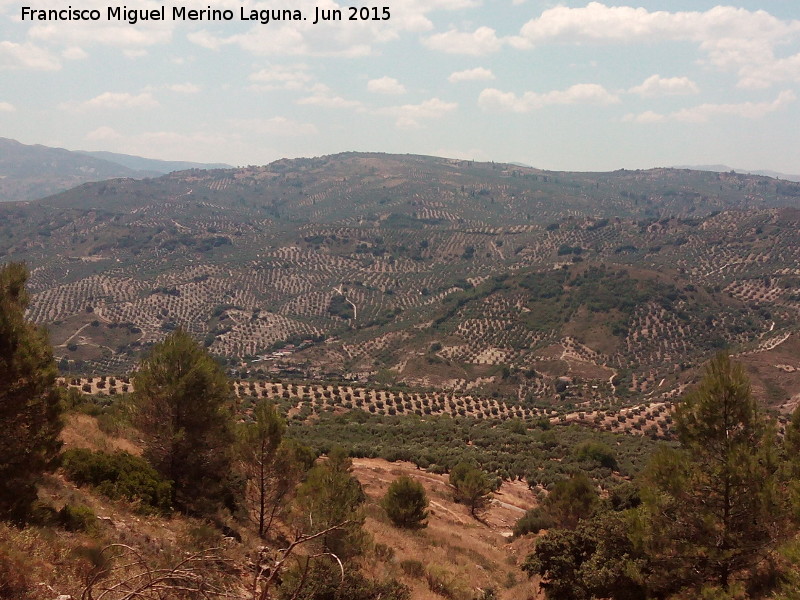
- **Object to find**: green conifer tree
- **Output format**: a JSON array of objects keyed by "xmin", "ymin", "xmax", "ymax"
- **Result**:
[
  {"xmin": 449, "ymin": 462, "xmax": 492, "ymax": 518},
  {"xmin": 381, "ymin": 475, "xmax": 429, "ymax": 528},
  {"xmin": 239, "ymin": 400, "xmax": 307, "ymax": 538},
  {"xmin": 0, "ymin": 262, "xmax": 63, "ymax": 522},
  {"xmin": 543, "ymin": 472, "xmax": 599, "ymax": 529},
  {"xmin": 294, "ymin": 447, "xmax": 365, "ymax": 559},
  {"xmin": 133, "ymin": 329, "xmax": 236, "ymax": 516},
  {"xmin": 637, "ymin": 353, "xmax": 785, "ymax": 592}
]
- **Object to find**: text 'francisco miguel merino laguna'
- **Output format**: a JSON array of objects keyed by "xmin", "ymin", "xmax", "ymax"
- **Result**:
[{"xmin": 20, "ymin": 5, "xmax": 391, "ymax": 25}]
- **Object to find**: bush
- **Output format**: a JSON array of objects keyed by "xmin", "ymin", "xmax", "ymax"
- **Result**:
[
  {"xmin": 400, "ymin": 559, "xmax": 426, "ymax": 579},
  {"xmin": 522, "ymin": 512, "xmax": 647, "ymax": 600},
  {"xmin": 425, "ymin": 566, "xmax": 469, "ymax": 600},
  {"xmin": 280, "ymin": 560, "xmax": 410, "ymax": 600},
  {"xmin": 61, "ymin": 448, "xmax": 172, "ymax": 513},
  {"xmin": 58, "ymin": 503, "xmax": 97, "ymax": 532},
  {"xmin": 374, "ymin": 542, "xmax": 395, "ymax": 561},
  {"xmin": 0, "ymin": 547, "xmax": 30, "ymax": 598},
  {"xmin": 513, "ymin": 507, "xmax": 555, "ymax": 537},
  {"xmin": 574, "ymin": 440, "xmax": 618, "ymax": 470},
  {"xmin": 543, "ymin": 473, "xmax": 598, "ymax": 529},
  {"xmin": 382, "ymin": 476, "xmax": 428, "ymax": 529}
]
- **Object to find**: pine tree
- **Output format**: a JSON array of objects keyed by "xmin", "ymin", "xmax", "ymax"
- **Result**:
[
  {"xmin": 239, "ymin": 400, "xmax": 306, "ymax": 537},
  {"xmin": 381, "ymin": 475, "xmax": 428, "ymax": 529},
  {"xmin": 449, "ymin": 462, "xmax": 492, "ymax": 518},
  {"xmin": 785, "ymin": 404, "xmax": 800, "ymax": 520},
  {"xmin": 133, "ymin": 329, "xmax": 236, "ymax": 516},
  {"xmin": 0, "ymin": 262, "xmax": 63, "ymax": 522},
  {"xmin": 637, "ymin": 353, "xmax": 785, "ymax": 592},
  {"xmin": 294, "ymin": 447, "xmax": 365, "ymax": 559}
]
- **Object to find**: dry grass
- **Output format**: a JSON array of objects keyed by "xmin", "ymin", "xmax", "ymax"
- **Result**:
[
  {"xmin": 3, "ymin": 413, "xmax": 548, "ymax": 600},
  {"xmin": 351, "ymin": 458, "xmax": 542, "ymax": 600},
  {"xmin": 60, "ymin": 413, "xmax": 142, "ymax": 455}
]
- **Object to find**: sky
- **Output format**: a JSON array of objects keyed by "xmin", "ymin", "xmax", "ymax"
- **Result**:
[{"xmin": 1, "ymin": 1, "xmax": 799, "ymax": 172}]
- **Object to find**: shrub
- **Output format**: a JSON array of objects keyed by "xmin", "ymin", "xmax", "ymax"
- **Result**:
[
  {"xmin": 574, "ymin": 440, "xmax": 618, "ymax": 470},
  {"xmin": 400, "ymin": 559, "xmax": 426, "ymax": 579},
  {"xmin": 381, "ymin": 476, "xmax": 428, "ymax": 529},
  {"xmin": 425, "ymin": 566, "xmax": 468, "ymax": 600},
  {"xmin": 280, "ymin": 560, "xmax": 410, "ymax": 600},
  {"xmin": 28, "ymin": 500, "xmax": 59, "ymax": 527},
  {"xmin": 513, "ymin": 507, "xmax": 555, "ymax": 537},
  {"xmin": 61, "ymin": 448, "xmax": 172, "ymax": 513},
  {"xmin": 374, "ymin": 542, "xmax": 395, "ymax": 561},
  {"xmin": 0, "ymin": 547, "xmax": 30, "ymax": 598},
  {"xmin": 543, "ymin": 473, "xmax": 598, "ymax": 529},
  {"xmin": 58, "ymin": 503, "xmax": 97, "ymax": 532}
]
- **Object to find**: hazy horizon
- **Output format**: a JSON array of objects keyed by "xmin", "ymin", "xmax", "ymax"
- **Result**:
[{"xmin": 2, "ymin": 1, "xmax": 799, "ymax": 173}]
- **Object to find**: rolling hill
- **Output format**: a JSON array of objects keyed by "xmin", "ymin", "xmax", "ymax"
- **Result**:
[{"xmin": 2, "ymin": 152, "xmax": 799, "ymax": 415}]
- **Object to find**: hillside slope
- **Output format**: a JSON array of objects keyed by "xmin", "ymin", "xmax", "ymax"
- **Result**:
[{"xmin": 1, "ymin": 152, "xmax": 799, "ymax": 409}]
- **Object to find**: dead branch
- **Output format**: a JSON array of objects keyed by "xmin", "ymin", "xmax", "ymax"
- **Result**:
[
  {"xmin": 81, "ymin": 544, "xmax": 237, "ymax": 600},
  {"xmin": 254, "ymin": 520, "xmax": 352, "ymax": 600}
]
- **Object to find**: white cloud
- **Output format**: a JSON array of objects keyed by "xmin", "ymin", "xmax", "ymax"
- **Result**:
[
  {"xmin": 0, "ymin": 101, "xmax": 16, "ymax": 112},
  {"xmin": 186, "ymin": 30, "xmax": 224, "ymax": 51},
  {"xmin": 249, "ymin": 64, "xmax": 313, "ymax": 90},
  {"xmin": 228, "ymin": 116, "xmax": 317, "ymax": 136},
  {"xmin": 479, "ymin": 83, "xmax": 620, "ymax": 112},
  {"xmin": 509, "ymin": 3, "xmax": 800, "ymax": 89},
  {"xmin": 736, "ymin": 52, "xmax": 800, "ymax": 89},
  {"xmin": 189, "ymin": 26, "xmax": 314, "ymax": 57},
  {"xmin": 62, "ymin": 47, "xmax": 88, "ymax": 60},
  {"xmin": 184, "ymin": 0, "xmax": 479, "ymax": 59},
  {"xmin": 123, "ymin": 49, "xmax": 148, "ymax": 59},
  {"xmin": 0, "ymin": 41, "xmax": 60, "ymax": 70},
  {"xmin": 367, "ymin": 76, "xmax": 406, "ymax": 95},
  {"xmin": 513, "ymin": 3, "xmax": 798, "ymax": 46},
  {"xmin": 64, "ymin": 92, "xmax": 159, "ymax": 111},
  {"xmin": 624, "ymin": 90, "xmax": 796, "ymax": 123},
  {"xmin": 375, "ymin": 97, "xmax": 457, "ymax": 128},
  {"xmin": 28, "ymin": 23, "xmax": 172, "ymax": 49},
  {"xmin": 672, "ymin": 90, "xmax": 795, "ymax": 122},
  {"xmin": 85, "ymin": 126, "xmax": 122, "ymax": 142},
  {"xmin": 448, "ymin": 67, "xmax": 495, "ymax": 83},
  {"xmin": 167, "ymin": 83, "xmax": 201, "ymax": 94},
  {"xmin": 622, "ymin": 111, "xmax": 665, "ymax": 124},
  {"xmin": 629, "ymin": 75, "xmax": 699, "ymax": 97},
  {"xmin": 297, "ymin": 85, "xmax": 364, "ymax": 110},
  {"xmin": 424, "ymin": 27, "xmax": 502, "ymax": 55}
]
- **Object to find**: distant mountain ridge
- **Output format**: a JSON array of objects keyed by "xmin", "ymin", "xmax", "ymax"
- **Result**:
[
  {"xmin": 76, "ymin": 150, "xmax": 232, "ymax": 174},
  {"xmin": 674, "ymin": 164, "xmax": 800, "ymax": 182},
  {"xmin": 0, "ymin": 137, "xmax": 232, "ymax": 202}
]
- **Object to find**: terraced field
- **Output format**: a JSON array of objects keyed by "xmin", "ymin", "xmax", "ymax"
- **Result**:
[{"xmin": 4, "ymin": 153, "xmax": 800, "ymax": 413}]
